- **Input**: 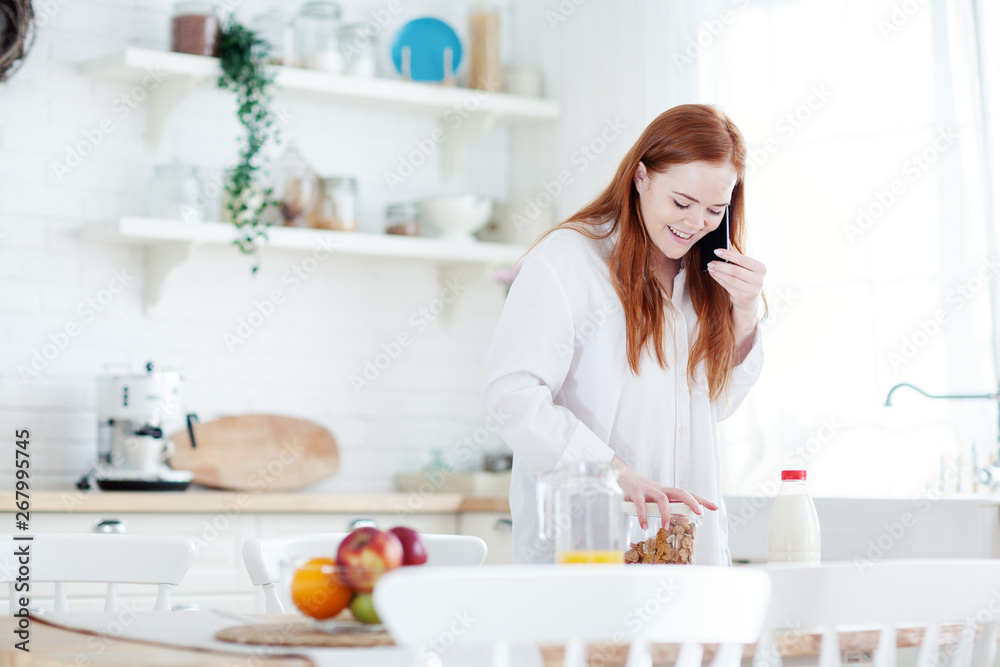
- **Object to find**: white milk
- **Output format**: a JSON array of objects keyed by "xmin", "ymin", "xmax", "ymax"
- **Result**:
[{"xmin": 767, "ymin": 471, "xmax": 821, "ymax": 563}]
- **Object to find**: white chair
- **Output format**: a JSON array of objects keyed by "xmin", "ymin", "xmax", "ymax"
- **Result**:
[
  {"xmin": 374, "ymin": 564, "xmax": 772, "ymax": 667},
  {"xmin": 243, "ymin": 532, "xmax": 488, "ymax": 613},
  {"xmin": 0, "ymin": 533, "xmax": 196, "ymax": 613},
  {"xmin": 753, "ymin": 560, "xmax": 1000, "ymax": 667}
]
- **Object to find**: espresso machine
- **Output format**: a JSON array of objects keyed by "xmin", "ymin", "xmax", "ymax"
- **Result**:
[{"xmin": 77, "ymin": 362, "xmax": 194, "ymax": 491}]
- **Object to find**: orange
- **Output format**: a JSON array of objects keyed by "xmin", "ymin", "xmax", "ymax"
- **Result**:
[{"xmin": 290, "ymin": 557, "xmax": 353, "ymax": 620}]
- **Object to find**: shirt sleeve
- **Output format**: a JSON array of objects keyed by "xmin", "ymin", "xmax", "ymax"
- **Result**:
[
  {"xmin": 715, "ymin": 321, "xmax": 764, "ymax": 422},
  {"xmin": 482, "ymin": 253, "xmax": 616, "ymax": 476}
]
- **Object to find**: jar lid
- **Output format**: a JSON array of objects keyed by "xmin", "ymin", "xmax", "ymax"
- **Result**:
[
  {"xmin": 300, "ymin": 1, "xmax": 342, "ymax": 20},
  {"xmin": 781, "ymin": 470, "xmax": 807, "ymax": 481},
  {"xmin": 623, "ymin": 501, "xmax": 701, "ymax": 517}
]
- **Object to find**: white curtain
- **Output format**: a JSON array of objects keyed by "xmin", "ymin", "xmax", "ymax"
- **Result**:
[{"xmin": 691, "ymin": 0, "xmax": 1000, "ymax": 496}]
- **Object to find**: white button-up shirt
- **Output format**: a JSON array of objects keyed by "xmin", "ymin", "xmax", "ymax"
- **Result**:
[{"xmin": 481, "ymin": 223, "xmax": 763, "ymax": 565}]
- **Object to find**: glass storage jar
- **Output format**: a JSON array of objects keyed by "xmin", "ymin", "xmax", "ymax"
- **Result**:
[
  {"xmin": 252, "ymin": 8, "xmax": 295, "ymax": 66},
  {"xmin": 171, "ymin": 2, "xmax": 221, "ymax": 57},
  {"xmin": 623, "ymin": 501, "xmax": 703, "ymax": 565},
  {"xmin": 385, "ymin": 202, "xmax": 419, "ymax": 236},
  {"xmin": 338, "ymin": 23, "xmax": 377, "ymax": 77},
  {"xmin": 295, "ymin": 1, "xmax": 344, "ymax": 72},
  {"xmin": 538, "ymin": 461, "xmax": 625, "ymax": 564},
  {"xmin": 310, "ymin": 177, "xmax": 357, "ymax": 231},
  {"xmin": 267, "ymin": 143, "xmax": 320, "ymax": 228},
  {"xmin": 149, "ymin": 162, "xmax": 203, "ymax": 223}
]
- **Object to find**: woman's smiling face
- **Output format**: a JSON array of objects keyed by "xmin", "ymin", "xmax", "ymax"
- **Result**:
[{"xmin": 634, "ymin": 160, "xmax": 738, "ymax": 262}]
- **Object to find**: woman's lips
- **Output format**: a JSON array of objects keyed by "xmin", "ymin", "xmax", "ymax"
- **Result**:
[{"xmin": 667, "ymin": 225, "xmax": 696, "ymax": 245}]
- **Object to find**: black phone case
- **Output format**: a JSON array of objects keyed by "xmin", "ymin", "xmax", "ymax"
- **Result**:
[{"xmin": 699, "ymin": 208, "xmax": 730, "ymax": 272}]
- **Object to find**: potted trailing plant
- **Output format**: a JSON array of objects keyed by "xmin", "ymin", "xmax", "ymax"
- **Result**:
[{"xmin": 217, "ymin": 20, "xmax": 279, "ymax": 273}]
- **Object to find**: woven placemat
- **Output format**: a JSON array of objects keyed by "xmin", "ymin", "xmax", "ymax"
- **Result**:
[{"xmin": 216, "ymin": 622, "xmax": 395, "ymax": 648}]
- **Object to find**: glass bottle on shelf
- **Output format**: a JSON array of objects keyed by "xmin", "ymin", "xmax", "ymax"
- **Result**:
[
  {"xmin": 295, "ymin": 1, "xmax": 344, "ymax": 73},
  {"xmin": 468, "ymin": 4, "xmax": 501, "ymax": 91},
  {"xmin": 171, "ymin": 2, "xmax": 221, "ymax": 57}
]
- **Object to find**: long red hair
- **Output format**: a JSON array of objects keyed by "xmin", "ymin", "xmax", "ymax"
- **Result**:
[{"xmin": 534, "ymin": 104, "xmax": 764, "ymax": 403}]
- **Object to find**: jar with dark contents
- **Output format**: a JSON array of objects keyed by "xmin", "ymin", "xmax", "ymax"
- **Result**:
[
  {"xmin": 171, "ymin": 2, "xmax": 221, "ymax": 57},
  {"xmin": 385, "ymin": 203, "xmax": 419, "ymax": 236}
]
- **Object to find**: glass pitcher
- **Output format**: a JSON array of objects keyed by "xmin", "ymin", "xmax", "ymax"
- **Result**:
[{"xmin": 537, "ymin": 461, "xmax": 625, "ymax": 564}]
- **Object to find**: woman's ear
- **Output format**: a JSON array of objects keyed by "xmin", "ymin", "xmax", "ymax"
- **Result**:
[{"xmin": 634, "ymin": 161, "xmax": 648, "ymax": 194}]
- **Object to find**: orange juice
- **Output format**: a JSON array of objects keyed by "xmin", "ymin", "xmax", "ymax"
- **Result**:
[{"xmin": 556, "ymin": 550, "xmax": 625, "ymax": 564}]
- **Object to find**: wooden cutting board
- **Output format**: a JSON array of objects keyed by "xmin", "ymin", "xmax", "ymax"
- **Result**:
[{"xmin": 168, "ymin": 414, "xmax": 340, "ymax": 491}]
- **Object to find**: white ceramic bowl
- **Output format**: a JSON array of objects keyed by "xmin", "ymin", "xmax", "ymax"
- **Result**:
[{"xmin": 418, "ymin": 196, "xmax": 493, "ymax": 240}]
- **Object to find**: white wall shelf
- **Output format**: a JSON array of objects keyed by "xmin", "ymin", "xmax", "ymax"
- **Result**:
[
  {"xmin": 78, "ymin": 48, "xmax": 560, "ymax": 161},
  {"xmin": 78, "ymin": 217, "xmax": 526, "ymax": 312}
]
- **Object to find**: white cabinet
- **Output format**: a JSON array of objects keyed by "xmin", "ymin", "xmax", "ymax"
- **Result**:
[
  {"xmin": 3, "ymin": 507, "xmax": 483, "ymax": 612},
  {"xmin": 458, "ymin": 511, "xmax": 514, "ymax": 565},
  {"xmin": 256, "ymin": 512, "xmax": 457, "ymax": 537}
]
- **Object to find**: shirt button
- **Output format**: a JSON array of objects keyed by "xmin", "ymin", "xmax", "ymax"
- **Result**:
[{"xmin": 679, "ymin": 425, "xmax": 688, "ymax": 435}]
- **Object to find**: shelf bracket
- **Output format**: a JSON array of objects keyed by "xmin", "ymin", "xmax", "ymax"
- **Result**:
[
  {"xmin": 145, "ymin": 241, "xmax": 193, "ymax": 314},
  {"xmin": 147, "ymin": 75, "xmax": 198, "ymax": 151},
  {"xmin": 440, "ymin": 112, "xmax": 500, "ymax": 179}
]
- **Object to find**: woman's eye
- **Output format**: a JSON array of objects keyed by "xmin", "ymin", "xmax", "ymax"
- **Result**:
[
  {"xmin": 672, "ymin": 199, "xmax": 691, "ymax": 210},
  {"xmin": 709, "ymin": 209, "xmax": 723, "ymax": 216}
]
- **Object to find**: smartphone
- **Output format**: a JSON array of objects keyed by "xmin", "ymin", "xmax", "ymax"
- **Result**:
[{"xmin": 699, "ymin": 207, "xmax": 730, "ymax": 272}]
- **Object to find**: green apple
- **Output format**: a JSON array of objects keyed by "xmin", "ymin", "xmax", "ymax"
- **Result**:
[{"xmin": 350, "ymin": 593, "xmax": 381, "ymax": 624}]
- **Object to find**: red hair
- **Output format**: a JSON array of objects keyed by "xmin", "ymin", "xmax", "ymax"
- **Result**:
[{"xmin": 534, "ymin": 104, "xmax": 765, "ymax": 402}]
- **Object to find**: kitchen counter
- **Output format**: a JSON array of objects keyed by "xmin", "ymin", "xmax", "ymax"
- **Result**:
[{"xmin": 0, "ymin": 491, "xmax": 511, "ymax": 514}]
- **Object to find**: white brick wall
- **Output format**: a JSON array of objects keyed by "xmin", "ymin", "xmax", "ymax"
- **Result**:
[{"xmin": 0, "ymin": 0, "xmax": 519, "ymax": 490}]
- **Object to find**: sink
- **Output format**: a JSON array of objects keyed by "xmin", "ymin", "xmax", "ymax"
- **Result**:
[{"xmin": 725, "ymin": 495, "xmax": 1000, "ymax": 564}]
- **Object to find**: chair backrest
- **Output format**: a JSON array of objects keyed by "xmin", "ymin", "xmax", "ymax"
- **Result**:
[
  {"xmin": 755, "ymin": 560, "xmax": 1000, "ymax": 667},
  {"xmin": 374, "ymin": 564, "xmax": 772, "ymax": 667},
  {"xmin": 0, "ymin": 533, "xmax": 196, "ymax": 613},
  {"xmin": 242, "ymin": 532, "xmax": 488, "ymax": 613}
]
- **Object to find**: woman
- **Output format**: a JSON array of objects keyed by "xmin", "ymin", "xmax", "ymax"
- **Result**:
[{"xmin": 481, "ymin": 104, "xmax": 767, "ymax": 566}]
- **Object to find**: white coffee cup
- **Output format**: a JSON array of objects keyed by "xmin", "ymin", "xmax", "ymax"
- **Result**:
[
  {"xmin": 114, "ymin": 436, "xmax": 174, "ymax": 473},
  {"xmin": 503, "ymin": 65, "xmax": 543, "ymax": 97}
]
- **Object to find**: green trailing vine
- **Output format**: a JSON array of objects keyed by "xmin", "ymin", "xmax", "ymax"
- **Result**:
[{"xmin": 217, "ymin": 20, "xmax": 278, "ymax": 273}]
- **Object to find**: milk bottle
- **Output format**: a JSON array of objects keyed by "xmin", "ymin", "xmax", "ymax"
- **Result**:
[{"xmin": 767, "ymin": 470, "xmax": 821, "ymax": 563}]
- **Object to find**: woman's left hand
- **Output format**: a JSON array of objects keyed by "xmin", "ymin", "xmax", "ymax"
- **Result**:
[{"xmin": 707, "ymin": 248, "xmax": 766, "ymax": 316}]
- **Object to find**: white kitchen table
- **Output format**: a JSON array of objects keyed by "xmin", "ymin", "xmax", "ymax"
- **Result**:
[{"xmin": 10, "ymin": 612, "xmax": 978, "ymax": 667}]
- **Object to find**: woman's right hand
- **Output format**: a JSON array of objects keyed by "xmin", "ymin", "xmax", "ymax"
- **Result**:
[{"xmin": 613, "ymin": 456, "xmax": 719, "ymax": 530}]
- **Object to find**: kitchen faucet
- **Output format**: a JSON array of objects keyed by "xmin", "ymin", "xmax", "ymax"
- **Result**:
[{"xmin": 884, "ymin": 382, "xmax": 1000, "ymax": 490}]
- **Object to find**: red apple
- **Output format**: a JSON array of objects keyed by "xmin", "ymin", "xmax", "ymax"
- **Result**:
[
  {"xmin": 388, "ymin": 526, "xmax": 428, "ymax": 566},
  {"xmin": 335, "ymin": 527, "xmax": 403, "ymax": 593}
]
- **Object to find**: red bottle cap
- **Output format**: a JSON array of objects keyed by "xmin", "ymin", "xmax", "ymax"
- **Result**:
[{"xmin": 781, "ymin": 470, "xmax": 807, "ymax": 480}]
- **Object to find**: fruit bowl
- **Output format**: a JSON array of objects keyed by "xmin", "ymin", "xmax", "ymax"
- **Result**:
[
  {"xmin": 277, "ymin": 526, "xmax": 428, "ymax": 631},
  {"xmin": 279, "ymin": 557, "xmax": 385, "ymax": 631}
]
